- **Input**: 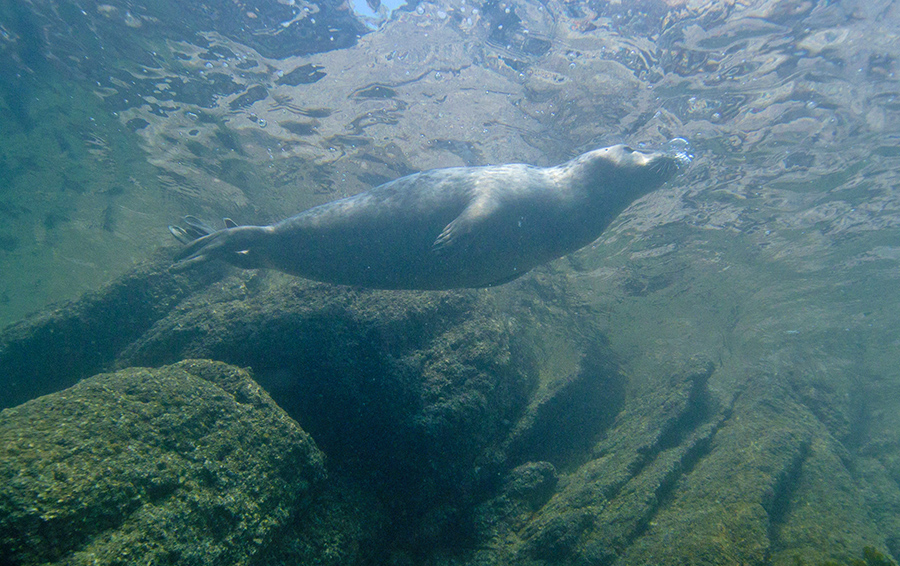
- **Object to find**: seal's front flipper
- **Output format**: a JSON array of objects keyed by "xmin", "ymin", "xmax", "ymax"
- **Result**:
[{"xmin": 432, "ymin": 197, "xmax": 499, "ymax": 254}]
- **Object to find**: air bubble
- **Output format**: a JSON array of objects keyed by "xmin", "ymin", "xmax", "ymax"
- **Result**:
[{"xmin": 665, "ymin": 137, "xmax": 693, "ymax": 167}]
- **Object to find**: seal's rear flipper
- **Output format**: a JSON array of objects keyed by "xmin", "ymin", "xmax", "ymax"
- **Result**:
[
  {"xmin": 168, "ymin": 225, "xmax": 192, "ymax": 245},
  {"xmin": 168, "ymin": 216, "xmax": 218, "ymax": 244},
  {"xmin": 168, "ymin": 216, "xmax": 239, "ymax": 244},
  {"xmin": 170, "ymin": 225, "xmax": 269, "ymax": 272}
]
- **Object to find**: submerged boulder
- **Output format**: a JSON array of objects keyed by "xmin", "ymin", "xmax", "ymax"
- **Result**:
[{"xmin": 0, "ymin": 359, "xmax": 325, "ymax": 566}]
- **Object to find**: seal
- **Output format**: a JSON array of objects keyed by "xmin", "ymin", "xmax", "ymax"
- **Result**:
[{"xmin": 170, "ymin": 143, "xmax": 689, "ymax": 290}]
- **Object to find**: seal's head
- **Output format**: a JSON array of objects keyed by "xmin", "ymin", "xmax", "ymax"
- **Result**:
[
  {"xmin": 555, "ymin": 141, "xmax": 691, "ymax": 219},
  {"xmin": 567, "ymin": 143, "xmax": 688, "ymax": 187}
]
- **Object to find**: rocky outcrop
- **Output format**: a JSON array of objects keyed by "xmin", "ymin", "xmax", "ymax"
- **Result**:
[
  {"xmin": 1, "ymin": 253, "xmax": 898, "ymax": 565},
  {"xmin": 0, "ymin": 360, "xmax": 326, "ymax": 566}
]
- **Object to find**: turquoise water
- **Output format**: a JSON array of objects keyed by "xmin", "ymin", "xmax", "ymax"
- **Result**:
[
  {"xmin": 1, "ymin": 0, "xmax": 900, "ymax": 564},
  {"xmin": 3, "ymin": 1, "xmax": 898, "ymax": 331}
]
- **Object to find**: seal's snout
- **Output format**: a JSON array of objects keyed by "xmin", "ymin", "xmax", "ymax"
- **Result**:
[
  {"xmin": 649, "ymin": 156, "xmax": 682, "ymax": 180},
  {"xmin": 639, "ymin": 138, "xmax": 692, "ymax": 182}
]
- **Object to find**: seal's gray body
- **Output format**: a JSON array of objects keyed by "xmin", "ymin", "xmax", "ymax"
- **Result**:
[{"xmin": 172, "ymin": 145, "xmax": 684, "ymax": 289}]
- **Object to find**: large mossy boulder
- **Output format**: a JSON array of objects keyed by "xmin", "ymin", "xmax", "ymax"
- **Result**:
[{"xmin": 0, "ymin": 359, "xmax": 325, "ymax": 566}]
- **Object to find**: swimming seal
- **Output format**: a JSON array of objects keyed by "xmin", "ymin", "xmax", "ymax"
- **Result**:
[{"xmin": 169, "ymin": 143, "xmax": 689, "ymax": 290}]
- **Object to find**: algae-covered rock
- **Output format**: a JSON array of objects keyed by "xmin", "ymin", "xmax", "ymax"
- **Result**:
[
  {"xmin": 0, "ymin": 359, "xmax": 325, "ymax": 566},
  {"xmin": 464, "ymin": 358, "xmax": 718, "ymax": 564},
  {"xmin": 0, "ymin": 265, "xmax": 539, "ymax": 559},
  {"xmin": 112, "ymin": 270, "xmax": 538, "ymax": 551}
]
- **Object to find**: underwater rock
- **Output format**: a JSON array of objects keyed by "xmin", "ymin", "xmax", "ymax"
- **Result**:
[
  {"xmin": 500, "ymin": 339, "xmax": 627, "ymax": 470},
  {"xmin": 0, "ymin": 260, "xmax": 539, "ymax": 557},
  {"xmin": 471, "ymin": 460, "xmax": 559, "ymax": 541},
  {"xmin": 465, "ymin": 358, "xmax": 718, "ymax": 564},
  {"xmin": 0, "ymin": 251, "xmax": 897, "ymax": 564},
  {"xmin": 0, "ymin": 359, "xmax": 325, "ymax": 565},
  {"xmin": 114, "ymin": 269, "xmax": 537, "ymax": 552},
  {"xmin": 464, "ymin": 355, "xmax": 893, "ymax": 566}
]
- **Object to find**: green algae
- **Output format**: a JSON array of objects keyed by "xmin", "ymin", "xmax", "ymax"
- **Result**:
[
  {"xmin": 793, "ymin": 546, "xmax": 898, "ymax": 566},
  {"xmin": 0, "ymin": 360, "xmax": 325, "ymax": 565}
]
